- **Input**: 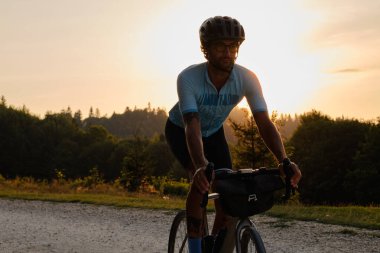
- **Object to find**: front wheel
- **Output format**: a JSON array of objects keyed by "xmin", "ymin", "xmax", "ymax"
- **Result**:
[
  {"xmin": 168, "ymin": 210, "xmax": 188, "ymax": 253},
  {"xmin": 239, "ymin": 226, "xmax": 266, "ymax": 253}
]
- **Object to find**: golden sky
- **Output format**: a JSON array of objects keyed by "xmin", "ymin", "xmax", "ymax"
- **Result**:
[{"xmin": 1, "ymin": 0, "xmax": 379, "ymax": 120}]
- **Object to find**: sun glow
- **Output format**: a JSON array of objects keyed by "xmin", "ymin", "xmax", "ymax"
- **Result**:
[
  {"xmin": 2, "ymin": 0, "xmax": 378, "ymax": 119},
  {"xmin": 132, "ymin": 0, "xmax": 324, "ymax": 114}
]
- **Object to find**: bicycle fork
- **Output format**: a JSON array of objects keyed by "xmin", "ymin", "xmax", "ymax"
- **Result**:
[{"xmin": 235, "ymin": 218, "xmax": 253, "ymax": 253}]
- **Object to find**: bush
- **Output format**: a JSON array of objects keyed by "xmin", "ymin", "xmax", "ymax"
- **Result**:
[
  {"xmin": 68, "ymin": 167, "xmax": 105, "ymax": 190},
  {"xmin": 162, "ymin": 180, "xmax": 189, "ymax": 196},
  {"xmin": 290, "ymin": 111, "xmax": 371, "ymax": 204},
  {"xmin": 0, "ymin": 173, "xmax": 5, "ymax": 183},
  {"xmin": 146, "ymin": 176, "xmax": 189, "ymax": 196},
  {"xmin": 147, "ymin": 176, "xmax": 168, "ymax": 192}
]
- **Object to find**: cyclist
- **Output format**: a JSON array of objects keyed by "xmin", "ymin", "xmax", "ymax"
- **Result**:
[{"xmin": 165, "ymin": 16, "xmax": 302, "ymax": 253}]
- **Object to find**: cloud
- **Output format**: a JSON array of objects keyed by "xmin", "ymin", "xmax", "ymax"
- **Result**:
[
  {"xmin": 329, "ymin": 64, "xmax": 380, "ymax": 74},
  {"xmin": 330, "ymin": 68, "xmax": 362, "ymax": 74}
]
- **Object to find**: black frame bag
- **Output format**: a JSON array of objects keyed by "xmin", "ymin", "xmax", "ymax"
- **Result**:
[{"xmin": 215, "ymin": 170, "xmax": 284, "ymax": 217}]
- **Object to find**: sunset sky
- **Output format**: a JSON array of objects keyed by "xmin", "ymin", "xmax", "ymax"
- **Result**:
[{"xmin": 1, "ymin": 0, "xmax": 379, "ymax": 120}]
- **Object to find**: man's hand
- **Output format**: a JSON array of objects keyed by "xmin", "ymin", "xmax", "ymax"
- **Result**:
[
  {"xmin": 279, "ymin": 162, "xmax": 302, "ymax": 188},
  {"xmin": 192, "ymin": 166, "xmax": 214, "ymax": 194}
]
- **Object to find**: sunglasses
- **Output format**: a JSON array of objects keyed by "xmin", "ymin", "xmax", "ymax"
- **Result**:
[{"xmin": 212, "ymin": 42, "xmax": 240, "ymax": 53}]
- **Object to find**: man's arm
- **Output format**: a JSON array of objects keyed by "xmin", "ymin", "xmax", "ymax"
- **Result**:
[
  {"xmin": 253, "ymin": 111, "xmax": 301, "ymax": 187},
  {"xmin": 183, "ymin": 112, "xmax": 208, "ymax": 170},
  {"xmin": 183, "ymin": 112, "xmax": 210, "ymax": 193}
]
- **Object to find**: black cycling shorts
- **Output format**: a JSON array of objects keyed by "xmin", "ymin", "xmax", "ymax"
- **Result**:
[{"xmin": 165, "ymin": 119, "xmax": 232, "ymax": 170}]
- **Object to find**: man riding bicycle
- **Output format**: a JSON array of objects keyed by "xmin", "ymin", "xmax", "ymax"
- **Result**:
[{"xmin": 165, "ymin": 16, "xmax": 302, "ymax": 253}]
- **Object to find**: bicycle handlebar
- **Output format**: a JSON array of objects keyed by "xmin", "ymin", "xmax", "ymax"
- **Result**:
[{"xmin": 200, "ymin": 163, "xmax": 295, "ymax": 208}]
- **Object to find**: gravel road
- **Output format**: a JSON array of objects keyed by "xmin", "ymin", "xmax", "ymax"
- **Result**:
[{"xmin": 0, "ymin": 199, "xmax": 379, "ymax": 253}]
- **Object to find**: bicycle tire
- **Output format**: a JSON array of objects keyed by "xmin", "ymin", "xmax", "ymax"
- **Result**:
[
  {"xmin": 239, "ymin": 226, "xmax": 266, "ymax": 253},
  {"xmin": 168, "ymin": 210, "xmax": 188, "ymax": 253}
]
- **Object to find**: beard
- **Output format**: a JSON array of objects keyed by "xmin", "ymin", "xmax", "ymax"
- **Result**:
[{"xmin": 208, "ymin": 56, "xmax": 236, "ymax": 73}]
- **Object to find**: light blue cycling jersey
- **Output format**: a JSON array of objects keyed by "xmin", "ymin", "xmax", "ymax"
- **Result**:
[{"xmin": 168, "ymin": 62, "xmax": 268, "ymax": 137}]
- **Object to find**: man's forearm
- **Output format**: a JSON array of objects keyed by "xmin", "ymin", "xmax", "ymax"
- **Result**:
[
  {"xmin": 254, "ymin": 112, "xmax": 287, "ymax": 162},
  {"xmin": 183, "ymin": 113, "xmax": 207, "ymax": 169},
  {"xmin": 260, "ymin": 123, "xmax": 287, "ymax": 162},
  {"xmin": 185, "ymin": 125, "xmax": 207, "ymax": 168}
]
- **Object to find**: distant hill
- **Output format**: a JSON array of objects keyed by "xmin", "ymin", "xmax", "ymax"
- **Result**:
[
  {"xmin": 81, "ymin": 105, "xmax": 299, "ymax": 142},
  {"xmin": 83, "ymin": 106, "xmax": 168, "ymax": 139}
]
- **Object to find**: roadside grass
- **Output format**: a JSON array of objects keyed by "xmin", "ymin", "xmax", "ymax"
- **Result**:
[
  {"xmin": 0, "ymin": 189, "xmax": 186, "ymax": 210},
  {"xmin": 0, "ymin": 175, "xmax": 194, "ymax": 211},
  {"xmin": 267, "ymin": 203, "xmax": 380, "ymax": 230},
  {"xmin": 0, "ymin": 176, "xmax": 379, "ymax": 230}
]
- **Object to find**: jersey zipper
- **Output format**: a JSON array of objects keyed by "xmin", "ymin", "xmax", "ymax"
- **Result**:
[{"xmin": 205, "ymin": 84, "xmax": 223, "ymax": 137}]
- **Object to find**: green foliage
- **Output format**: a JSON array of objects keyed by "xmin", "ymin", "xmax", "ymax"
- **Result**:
[
  {"xmin": 54, "ymin": 169, "xmax": 65, "ymax": 184},
  {"xmin": 290, "ymin": 110, "xmax": 373, "ymax": 204},
  {"xmin": 0, "ymin": 103, "xmax": 42, "ymax": 177},
  {"xmin": 267, "ymin": 204, "xmax": 380, "ymax": 230},
  {"xmin": 67, "ymin": 168, "xmax": 111, "ymax": 192},
  {"xmin": 2, "ymin": 97, "xmax": 379, "ymax": 204},
  {"xmin": 121, "ymin": 136, "xmax": 150, "ymax": 191},
  {"xmin": 167, "ymin": 160, "xmax": 188, "ymax": 180},
  {"xmin": 0, "ymin": 173, "xmax": 5, "ymax": 183},
  {"xmin": 84, "ymin": 167, "xmax": 105, "ymax": 187},
  {"xmin": 147, "ymin": 176, "xmax": 189, "ymax": 196},
  {"xmin": 147, "ymin": 176, "xmax": 168, "ymax": 192},
  {"xmin": 0, "ymin": 102, "xmax": 176, "ymax": 189},
  {"xmin": 162, "ymin": 180, "xmax": 189, "ymax": 196},
  {"xmin": 145, "ymin": 134, "xmax": 176, "ymax": 177},
  {"xmin": 345, "ymin": 123, "xmax": 380, "ymax": 204}
]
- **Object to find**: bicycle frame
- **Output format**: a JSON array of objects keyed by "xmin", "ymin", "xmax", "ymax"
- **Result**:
[{"xmin": 169, "ymin": 166, "xmax": 292, "ymax": 253}]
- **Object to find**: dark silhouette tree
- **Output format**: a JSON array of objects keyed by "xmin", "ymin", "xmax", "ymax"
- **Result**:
[
  {"xmin": 229, "ymin": 110, "xmax": 278, "ymax": 169},
  {"xmin": 290, "ymin": 110, "xmax": 371, "ymax": 204}
]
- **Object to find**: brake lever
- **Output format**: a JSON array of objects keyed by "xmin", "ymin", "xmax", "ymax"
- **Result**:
[
  {"xmin": 282, "ymin": 162, "xmax": 295, "ymax": 200},
  {"xmin": 200, "ymin": 162, "xmax": 214, "ymax": 208}
]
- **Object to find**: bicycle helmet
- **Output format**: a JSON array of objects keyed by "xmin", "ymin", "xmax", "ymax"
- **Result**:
[{"xmin": 199, "ymin": 16, "xmax": 245, "ymax": 46}]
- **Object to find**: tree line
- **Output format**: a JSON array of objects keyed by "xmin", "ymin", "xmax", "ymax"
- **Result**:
[
  {"xmin": 0, "ymin": 96, "xmax": 378, "ymax": 204},
  {"xmin": 231, "ymin": 109, "xmax": 379, "ymax": 205},
  {"xmin": 0, "ymin": 99, "xmax": 184, "ymax": 191},
  {"xmin": 290, "ymin": 111, "xmax": 380, "ymax": 205}
]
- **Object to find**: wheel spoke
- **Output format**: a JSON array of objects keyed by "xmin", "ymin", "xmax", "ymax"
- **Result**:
[{"xmin": 179, "ymin": 235, "xmax": 188, "ymax": 252}]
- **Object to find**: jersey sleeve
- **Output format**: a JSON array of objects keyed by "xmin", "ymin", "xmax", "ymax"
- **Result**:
[
  {"xmin": 177, "ymin": 73, "xmax": 198, "ymax": 115},
  {"xmin": 244, "ymin": 71, "xmax": 268, "ymax": 113}
]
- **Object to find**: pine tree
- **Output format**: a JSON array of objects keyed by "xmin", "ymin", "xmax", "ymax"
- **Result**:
[
  {"xmin": 0, "ymin": 95, "xmax": 6, "ymax": 107},
  {"xmin": 229, "ymin": 111, "xmax": 277, "ymax": 169}
]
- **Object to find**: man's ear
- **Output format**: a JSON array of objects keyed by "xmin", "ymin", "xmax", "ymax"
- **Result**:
[{"xmin": 201, "ymin": 44, "xmax": 209, "ymax": 60}]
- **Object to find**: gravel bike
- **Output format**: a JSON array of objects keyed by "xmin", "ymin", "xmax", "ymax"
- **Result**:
[{"xmin": 168, "ymin": 163, "xmax": 294, "ymax": 253}]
